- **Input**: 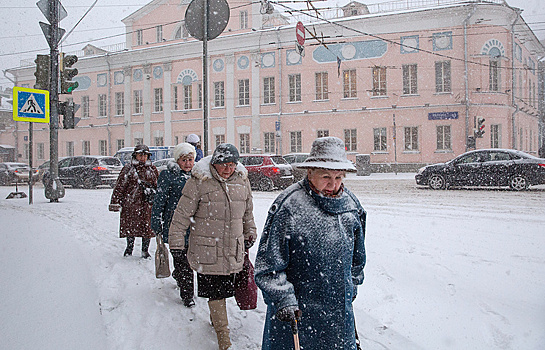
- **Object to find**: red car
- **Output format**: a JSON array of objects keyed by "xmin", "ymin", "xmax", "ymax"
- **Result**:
[{"xmin": 239, "ymin": 154, "xmax": 294, "ymax": 191}]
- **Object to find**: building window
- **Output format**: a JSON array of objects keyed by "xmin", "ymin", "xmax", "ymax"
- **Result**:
[
  {"xmin": 134, "ymin": 138, "xmax": 144, "ymax": 146},
  {"xmin": 156, "ymin": 25, "xmax": 163, "ymax": 42},
  {"xmin": 288, "ymin": 74, "xmax": 301, "ymax": 102},
  {"xmin": 23, "ymin": 143, "xmax": 29, "ymax": 159},
  {"xmin": 290, "ymin": 131, "xmax": 302, "ymax": 153},
  {"xmin": 373, "ymin": 128, "xmax": 387, "ymax": 151},
  {"xmin": 404, "ymin": 127, "xmax": 418, "ymax": 151},
  {"xmin": 489, "ymin": 59, "xmax": 500, "ymax": 92},
  {"xmin": 81, "ymin": 95, "xmax": 90, "ymax": 118},
  {"xmin": 435, "ymin": 61, "xmax": 451, "ymax": 93},
  {"xmin": 115, "ymin": 92, "xmax": 124, "ymax": 116},
  {"xmin": 402, "ymin": 64, "xmax": 418, "ymax": 95},
  {"xmin": 264, "ymin": 132, "xmax": 275, "ymax": 153},
  {"xmin": 98, "ymin": 94, "xmax": 107, "ymax": 117},
  {"xmin": 134, "ymin": 90, "xmax": 143, "ymax": 114},
  {"xmin": 154, "ymin": 88, "xmax": 163, "ymax": 112},
  {"xmin": 344, "ymin": 129, "xmax": 357, "ymax": 151},
  {"xmin": 490, "ymin": 124, "xmax": 501, "ymax": 148},
  {"xmin": 173, "ymin": 86, "xmax": 179, "ymax": 110},
  {"xmin": 238, "ymin": 79, "xmax": 250, "ymax": 106},
  {"xmin": 99, "ymin": 140, "xmax": 108, "ymax": 156},
  {"xmin": 343, "ymin": 69, "xmax": 357, "ymax": 98},
  {"xmin": 372, "ymin": 66, "xmax": 387, "ymax": 96},
  {"xmin": 263, "ymin": 77, "xmax": 275, "ymax": 104},
  {"xmin": 37, "ymin": 143, "xmax": 45, "ymax": 160},
  {"xmin": 66, "ymin": 141, "xmax": 74, "ymax": 157},
  {"xmin": 116, "ymin": 139, "xmax": 124, "ymax": 151},
  {"xmin": 215, "ymin": 134, "xmax": 225, "ymax": 148},
  {"xmin": 240, "ymin": 10, "xmax": 248, "ymax": 29},
  {"xmin": 184, "ymin": 85, "xmax": 192, "ymax": 110},
  {"xmin": 317, "ymin": 130, "xmax": 329, "ymax": 138},
  {"xmin": 82, "ymin": 141, "xmax": 90, "ymax": 155},
  {"xmin": 214, "ymin": 81, "xmax": 225, "ymax": 107},
  {"xmin": 239, "ymin": 133, "xmax": 250, "ymax": 153},
  {"xmin": 136, "ymin": 29, "xmax": 143, "ymax": 45},
  {"xmin": 436, "ymin": 125, "xmax": 451, "ymax": 150},
  {"xmin": 154, "ymin": 136, "xmax": 164, "ymax": 146},
  {"xmin": 315, "ymin": 72, "xmax": 328, "ymax": 100},
  {"xmin": 198, "ymin": 83, "xmax": 202, "ymax": 109}
]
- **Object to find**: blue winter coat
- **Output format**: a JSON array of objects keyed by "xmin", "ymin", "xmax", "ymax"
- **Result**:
[
  {"xmin": 151, "ymin": 161, "xmax": 191, "ymax": 243},
  {"xmin": 255, "ymin": 178, "xmax": 366, "ymax": 350}
]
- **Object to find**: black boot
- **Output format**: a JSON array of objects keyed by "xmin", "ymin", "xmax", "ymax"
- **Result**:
[
  {"xmin": 141, "ymin": 238, "xmax": 151, "ymax": 259},
  {"xmin": 124, "ymin": 237, "xmax": 134, "ymax": 257},
  {"xmin": 183, "ymin": 297, "xmax": 195, "ymax": 308}
]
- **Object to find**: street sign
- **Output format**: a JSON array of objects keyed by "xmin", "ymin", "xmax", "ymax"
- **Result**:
[
  {"xmin": 12, "ymin": 87, "xmax": 50, "ymax": 123},
  {"xmin": 37, "ymin": 0, "xmax": 67, "ymax": 22},
  {"xmin": 185, "ymin": 0, "xmax": 230, "ymax": 41},
  {"xmin": 296, "ymin": 21, "xmax": 305, "ymax": 46},
  {"xmin": 275, "ymin": 121, "xmax": 280, "ymax": 131}
]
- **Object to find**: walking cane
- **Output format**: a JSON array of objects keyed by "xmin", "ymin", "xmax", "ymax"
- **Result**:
[
  {"xmin": 355, "ymin": 319, "xmax": 362, "ymax": 350},
  {"xmin": 290, "ymin": 310, "xmax": 303, "ymax": 350}
]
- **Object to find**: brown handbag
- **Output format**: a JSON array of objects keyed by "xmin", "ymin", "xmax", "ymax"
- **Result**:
[{"xmin": 155, "ymin": 235, "xmax": 171, "ymax": 278}]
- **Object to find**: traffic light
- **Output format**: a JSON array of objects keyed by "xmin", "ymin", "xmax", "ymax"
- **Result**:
[
  {"xmin": 34, "ymin": 54, "xmax": 50, "ymax": 91},
  {"xmin": 58, "ymin": 100, "xmax": 80, "ymax": 129},
  {"xmin": 60, "ymin": 53, "xmax": 79, "ymax": 94},
  {"xmin": 475, "ymin": 117, "xmax": 486, "ymax": 138}
]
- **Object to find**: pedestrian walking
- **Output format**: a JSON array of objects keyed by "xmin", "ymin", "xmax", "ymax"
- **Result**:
[
  {"xmin": 186, "ymin": 133, "xmax": 204, "ymax": 162},
  {"xmin": 169, "ymin": 143, "xmax": 256, "ymax": 350},
  {"xmin": 255, "ymin": 136, "xmax": 367, "ymax": 350},
  {"xmin": 151, "ymin": 142, "xmax": 196, "ymax": 307},
  {"xmin": 109, "ymin": 144, "xmax": 159, "ymax": 258}
]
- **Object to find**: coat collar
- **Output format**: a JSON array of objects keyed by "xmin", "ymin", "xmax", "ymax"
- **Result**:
[
  {"xmin": 191, "ymin": 155, "xmax": 247, "ymax": 182},
  {"xmin": 302, "ymin": 178, "xmax": 358, "ymax": 215}
]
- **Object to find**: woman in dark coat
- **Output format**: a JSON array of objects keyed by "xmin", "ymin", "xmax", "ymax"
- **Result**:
[
  {"xmin": 151, "ymin": 142, "xmax": 196, "ymax": 307},
  {"xmin": 109, "ymin": 144, "xmax": 159, "ymax": 258},
  {"xmin": 255, "ymin": 137, "xmax": 367, "ymax": 350}
]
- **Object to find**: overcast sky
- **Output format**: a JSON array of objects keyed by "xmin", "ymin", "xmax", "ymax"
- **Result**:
[{"xmin": 1, "ymin": 0, "xmax": 543, "ymax": 87}]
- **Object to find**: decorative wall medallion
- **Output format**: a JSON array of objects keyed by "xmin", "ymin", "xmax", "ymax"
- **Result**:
[
  {"xmin": 400, "ymin": 35, "xmax": 419, "ymax": 54},
  {"xmin": 341, "ymin": 44, "xmax": 356, "ymax": 59},
  {"xmin": 97, "ymin": 73, "xmax": 107, "ymax": 87},
  {"xmin": 286, "ymin": 50, "xmax": 302, "ymax": 65},
  {"xmin": 114, "ymin": 71, "xmax": 124, "ymax": 85},
  {"xmin": 73, "ymin": 76, "xmax": 91, "ymax": 90},
  {"xmin": 261, "ymin": 52, "xmax": 275, "ymax": 68},
  {"xmin": 213, "ymin": 59, "xmax": 224, "ymax": 72},
  {"xmin": 153, "ymin": 66, "xmax": 163, "ymax": 79},
  {"xmin": 433, "ymin": 32, "xmax": 452, "ymax": 51},
  {"xmin": 481, "ymin": 39, "xmax": 505, "ymax": 58},
  {"xmin": 133, "ymin": 69, "xmax": 143, "ymax": 82},
  {"xmin": 237, "ymin": 56, "xmax": 249, "ymax": 69},
  {"xmin": 313, "ymin": 40, "xmax": 387, "ymax": 63},
  {"xmin": 176, "ymin": 68, "xmax": 199, "ymax": 85}
]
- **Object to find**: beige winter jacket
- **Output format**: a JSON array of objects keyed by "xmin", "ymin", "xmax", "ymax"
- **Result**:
[{"xmin": 169, "ymin": 156, "xmax": 256, "ymax": 275}]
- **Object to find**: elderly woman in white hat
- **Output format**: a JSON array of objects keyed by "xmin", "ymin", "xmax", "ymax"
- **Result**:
[{"xmin": 255, "ymin": 136, "xmax": 367, "ymax": 350}]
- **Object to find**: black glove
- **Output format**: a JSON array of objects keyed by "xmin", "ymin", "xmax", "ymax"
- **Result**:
[
  {"xmin": 244, "ymin": 240, "xmax": 255, "ymax": 250},
  {"xmin": 275, "ymin": 305, "xmax": 300, "ymax": 323},
  {"xmin": 170, "ymin": 249, "xmax": 185, "ymax": 259}
]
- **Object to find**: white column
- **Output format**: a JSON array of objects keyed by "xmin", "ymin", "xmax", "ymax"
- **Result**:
[
  {"xmin": 143, "ymin": 64, "xmax": 152, "ymax": 145},
  {"xmin": 251, "ymin": 51, "xmax": 261, "ymax": 151},
  {"xmin": 163, "ymin": 62, "xmax": 173, "ymax": 146},
  {"xmin": 225, "ymin": 54, "xmax": 235, "ymax": 144},
  {"xmin": 123, "ymin": 66, "xmax": 132, "ymax": 147}
]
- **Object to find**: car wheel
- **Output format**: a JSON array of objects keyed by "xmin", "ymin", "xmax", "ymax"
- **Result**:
[
  {"xmin": 509, "ymin": 174, "xmax": 528, "ymax": 191},
  {"xmin": 82, "ymin": 177, "xmax": 96, "ymax": 189},
  {"xmin": 257, "ymin": 177, "xmax": 274, "ymax": 191},
  {"xmin": 428, "ymin": 174, "xmax": 446, "ymax": 190}
]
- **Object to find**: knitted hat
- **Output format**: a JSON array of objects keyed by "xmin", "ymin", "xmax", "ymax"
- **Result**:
[
  {"xmin": 172, "ymin": 142, "xmax": 196, "ymax": 161},
  {"xmin": 186, "ymin": 134, "xmax": 200, "ymax": 144},
  {"xmin": 296, "ymin": 137, "xmax": 356, "ymax": 172},
  {"xmin": 211, "ymin": 143, "xmax": 240, "ymax": 164}
]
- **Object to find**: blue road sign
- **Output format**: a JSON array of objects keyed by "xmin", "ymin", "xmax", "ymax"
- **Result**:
[{"xmin": 13, "ymin": 87, "xmax": 50, "ymax": 123}]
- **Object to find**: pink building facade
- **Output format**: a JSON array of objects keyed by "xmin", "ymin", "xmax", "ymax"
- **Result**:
[{"xmin": 4, "ymin": 0, "xmax": 544, "ymax": 168}]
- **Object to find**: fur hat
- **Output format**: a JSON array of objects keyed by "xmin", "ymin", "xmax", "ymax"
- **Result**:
[
  {"xmin": 172, "ymin": 142, "xmax": 196, "ymax": 161},
  {"xmin": 186, "ymin": 134, "xmax": 200, "ymax": 144},
  {"xmin": 211, "ymin": 143, "xmax": 240, "ymax": 164},
  {"xmin": 132, "ymin": 144, "xmax": 151, "ymax": 158},
  {"xmin": 296, "ymin": 137, "xmax": 356, "ymax": 172}
]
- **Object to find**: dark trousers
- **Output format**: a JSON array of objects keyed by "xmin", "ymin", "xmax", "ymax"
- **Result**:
[
  {"xmin": 171, "ymin": 249, "xmax": 194, "ymax": 300},
  {"xmin": 126, "ymin": 237, "xmax": 151, "ymax": 252}
]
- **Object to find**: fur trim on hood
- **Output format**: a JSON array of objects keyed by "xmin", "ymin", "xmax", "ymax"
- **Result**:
[{"xmin": 191, "ymin": 155, "xmax": 247, "ymax": 181}]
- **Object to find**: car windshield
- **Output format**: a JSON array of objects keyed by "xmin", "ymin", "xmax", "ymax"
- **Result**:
[
  {"xmin": 7, "ymin": 163, "xmax": 28, "ymax": 169},
  {"xmin": 271, "ymin": 156, "xmax": 288, "ymax": 165},
  {"xmin": 99, "ymin": 158, "xmax": 122, "ymax": 166}
]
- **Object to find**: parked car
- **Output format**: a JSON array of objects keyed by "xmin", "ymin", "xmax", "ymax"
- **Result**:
[
  {"xmin": 152, "ymin": 158, "xmax": 174, "ymax": 173},
  {"xmin": 415, "ymin": 149, "xmax": 545, "ymax": 191},
  {"xmin": 0, "ymin": 162, "xmax": 35, "ymax": 185},
  {"xmin": 283, "ymin": 153, "xmax": 310, "ymax": 181},
  {"xmin": 238, "ymin": 154, "xmax": 294, "ymax": 191},
  {"xmin": 44, "ymin": 156, "xmax": 123, "ymax": 189},
  {"xmin": 114, "ymin": 146, "xmax": 174, "ymax": 165}
]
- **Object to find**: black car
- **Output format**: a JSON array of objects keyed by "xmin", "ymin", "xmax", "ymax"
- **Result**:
[
  {"xmin": 415, "ymin": 149, "xmax": 545, "ymax": 191},
  {"xmin": 44, "ymin": 156, "xmax": 123, "ymax": 189}
]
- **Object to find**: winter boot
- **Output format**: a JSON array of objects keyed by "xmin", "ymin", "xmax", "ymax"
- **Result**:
[
  {"xmin": 208, "ymin": 299, "xmax": 231, "ymax": 350},
  {"xmin": 124, "ymin": 237, "xmax": 135, "ymax": 257},
  {"xmin": 141, "ymin": 238, "xmax": 151, "ymax": 259}
]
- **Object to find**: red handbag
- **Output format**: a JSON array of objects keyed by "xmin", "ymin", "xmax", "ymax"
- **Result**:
[{"xmin": 234, "ymin": 251, "xmax": 257, "ymax": 310}]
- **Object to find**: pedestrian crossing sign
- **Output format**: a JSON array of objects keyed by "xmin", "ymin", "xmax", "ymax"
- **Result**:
[{"xmin": 13, "ymin": 86, "xmax": 50, "ymax": 123}]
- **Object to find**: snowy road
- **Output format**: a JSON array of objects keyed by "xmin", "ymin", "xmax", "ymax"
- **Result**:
[{"xmin": 1, "ymin": 174, "xmax": 544, "ymax": 349}]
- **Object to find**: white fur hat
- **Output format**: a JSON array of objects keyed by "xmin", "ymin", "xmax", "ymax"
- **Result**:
[{"xmin": 172, "ymin": 142, "xmax": 196, "ymax": 161}]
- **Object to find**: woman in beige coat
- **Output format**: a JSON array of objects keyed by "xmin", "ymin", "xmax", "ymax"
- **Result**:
[{"xmin": 169, "ymin": 143, "xmax": 256, "ymax": 350}]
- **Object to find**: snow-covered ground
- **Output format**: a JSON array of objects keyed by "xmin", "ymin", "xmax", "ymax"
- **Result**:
[{"xmin": 1, "ymin": 173, "xmax": 544, "ymax": 349}]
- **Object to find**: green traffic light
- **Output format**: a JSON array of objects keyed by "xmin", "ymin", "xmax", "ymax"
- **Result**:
[{"xmin": 67, "ymin": 81, "xmax": 79, "ymax": 93}]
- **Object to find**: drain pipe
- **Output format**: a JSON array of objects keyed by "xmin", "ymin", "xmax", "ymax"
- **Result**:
[
  {"xmin": 276, "ymin": 26, "xmax": 283, "ymax": 155},
  {"xmin": 106, "ymin": 53, "xmax": 112, "ymax": 155},
  {"xmin": 463, "ymin": 5, "xmax": 477, "ymax": 151},
  {"xmin": 511, "ymin": 9, "xmax": 522, "ymax": 149}
]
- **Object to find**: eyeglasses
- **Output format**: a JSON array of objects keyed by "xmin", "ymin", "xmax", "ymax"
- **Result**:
[{"xmin": 216, "ymin": 162, "xmax": 236, "ymax": 169}]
